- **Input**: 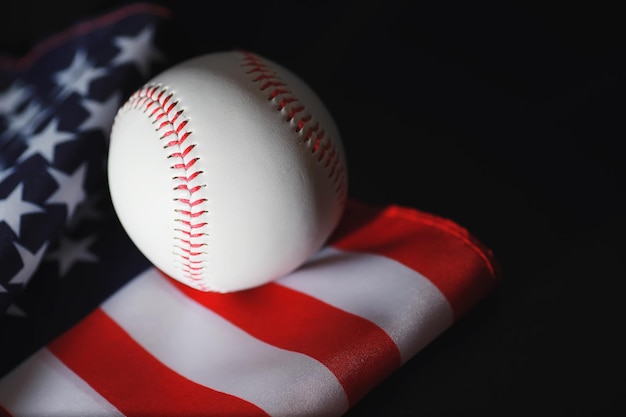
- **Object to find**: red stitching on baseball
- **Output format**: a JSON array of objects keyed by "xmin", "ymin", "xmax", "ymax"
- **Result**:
[
  {"xmin": 171, "ymin": 157, "xmax": 199, "ymax": 170},
  {"xmin": 296, "ymin": 115, "xmax": 312, "ymax": 132},
  {"xmin": 121, "ymin": 84, "xmax": 210, "ymax": 290},
  {"xmin": 240, "ymin": 51, "xmax": 347, "ymax": 207},
  {"xmin": 175, "ymin": 171, "xmax": 202, "ymax": 182}
]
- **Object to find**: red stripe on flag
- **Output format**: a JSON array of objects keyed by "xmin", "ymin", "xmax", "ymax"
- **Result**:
[
  {"xmin": 48, "ymin": 308, "xmax": 269, "ymax": 417},
  {"xmin": 329, "ymin": 199, "xmax": 500, "ymax": 319},
  {"xmin": 168, "ymin": 277, "xmax": 401, "ymax": 406}
]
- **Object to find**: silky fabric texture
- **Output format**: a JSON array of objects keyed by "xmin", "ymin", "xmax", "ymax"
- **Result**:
[
  {"xmin": 0, "ymin": 199, "xmax": 499, "ymax": 416},
  {"xmin": 0, "ymin": 3, "xmax": 500, "ymax": 416}
]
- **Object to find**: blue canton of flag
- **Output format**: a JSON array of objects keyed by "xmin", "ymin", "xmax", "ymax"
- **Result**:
[{"xmin": 0, "ymin": 3, "xmax": 178, "ymax": 375}]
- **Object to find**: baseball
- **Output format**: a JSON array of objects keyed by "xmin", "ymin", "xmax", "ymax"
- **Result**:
[{"xmin": 107, "ymin": 50, "xmax": 348, "ymax": 293}]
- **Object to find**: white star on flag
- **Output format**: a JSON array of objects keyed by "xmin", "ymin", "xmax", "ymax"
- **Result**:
[
  {"xmin": 18, "ymin": 118, "xmax": 76, "ymax": 163},
  {"xmin": 112, "ymin": 26, "xmax": 164, "ymax": 76},
  {"xmin": 67, "ymin": 193, "xmax": 104, "ymax": 230},
  {"xmin": 53, "ymin": 50, "xmax": 108, "ymax": 98},
  {"xmin": 5, "ymin": 304, "xmax": 27, "ymax": 318},
  {"xmin": 46, "ymin": 234, "xmax": 99, "ymax": 277},
  {"xmin": 8, "ymin": 242, "xmax": 48, "ymax": 287},
  {"xmin": 0, "ymin": 167, "xmax": 15, "ymax": 182},
  {"xmin": 0, "ymin": 182, "xmax": 44, "ymax": 236},
  {"xmin": 79, "ymin": 91, "xmax": 123, "ymax": 137},
  {"xmin": 45, "ymin": 163, "xmax": 88, "ymax": 222},
  {"xmin": 2, "ymin": 99, "xmax": 43, "ymax": 139},
  {"xmin": 0, "ymin": 82, "xmax": 33, "ymax": 113}
]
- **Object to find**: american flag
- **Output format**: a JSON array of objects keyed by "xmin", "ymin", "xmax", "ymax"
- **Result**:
[{"xmin": 0, "ymin": 3, "xmax": 499, "ymax": 416}]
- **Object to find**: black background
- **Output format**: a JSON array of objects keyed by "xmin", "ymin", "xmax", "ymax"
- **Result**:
[{"xmin": 4, "ymin": 1, "xmax": 625, "ymax": 415}]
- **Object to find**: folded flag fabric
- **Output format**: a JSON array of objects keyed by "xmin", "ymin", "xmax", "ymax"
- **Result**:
[
  {"xmin": 0, "ymin": 2, "xmax": 176, "ymax": 318},
  {"xmin": 0, "ymin": 199, "xmax": 499, "ymax": 416},
  {"xmin": 0, "ymin": 2, "xmax": 500, "ymax": 416}
]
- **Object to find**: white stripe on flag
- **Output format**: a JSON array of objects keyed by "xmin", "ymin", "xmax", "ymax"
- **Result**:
[
  {"xmin": 100, "ymin": 267, "xmax": 350, "ymax": 417},
  {"xmin": 0, "ymin": 348, "xmax": 123, "ymax": 417},
  {"xmin": 278, "ymin": 246, "xmax": 454, "ymax": 362}
]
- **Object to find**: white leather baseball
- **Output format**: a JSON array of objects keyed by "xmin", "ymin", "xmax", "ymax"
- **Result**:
[{"xmin": 107, "ymin": 50, "xmax": 348, "ymax": 292}]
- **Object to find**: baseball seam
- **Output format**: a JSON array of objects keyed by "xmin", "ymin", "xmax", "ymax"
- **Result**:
[
  {"xmin": 116, "ymin": 51, "xmax": 347, "ymax": 292},
  {"xmin": 240, "ymin": 51, "xmax": 347, "ymax": 206},
  {"xmin": 120, "ymin": 84, "xmax": 211, "ymax": 291}
]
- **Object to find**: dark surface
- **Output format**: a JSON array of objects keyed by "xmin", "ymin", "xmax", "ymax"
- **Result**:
[{"xmin": 4, "ymin": 1, "xmax": 625, "ymax": 415}]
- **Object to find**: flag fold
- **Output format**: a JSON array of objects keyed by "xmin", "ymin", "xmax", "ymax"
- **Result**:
[{"xmin": 0, "ymin": 3, "xmax": 499, "ymax": 416}]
